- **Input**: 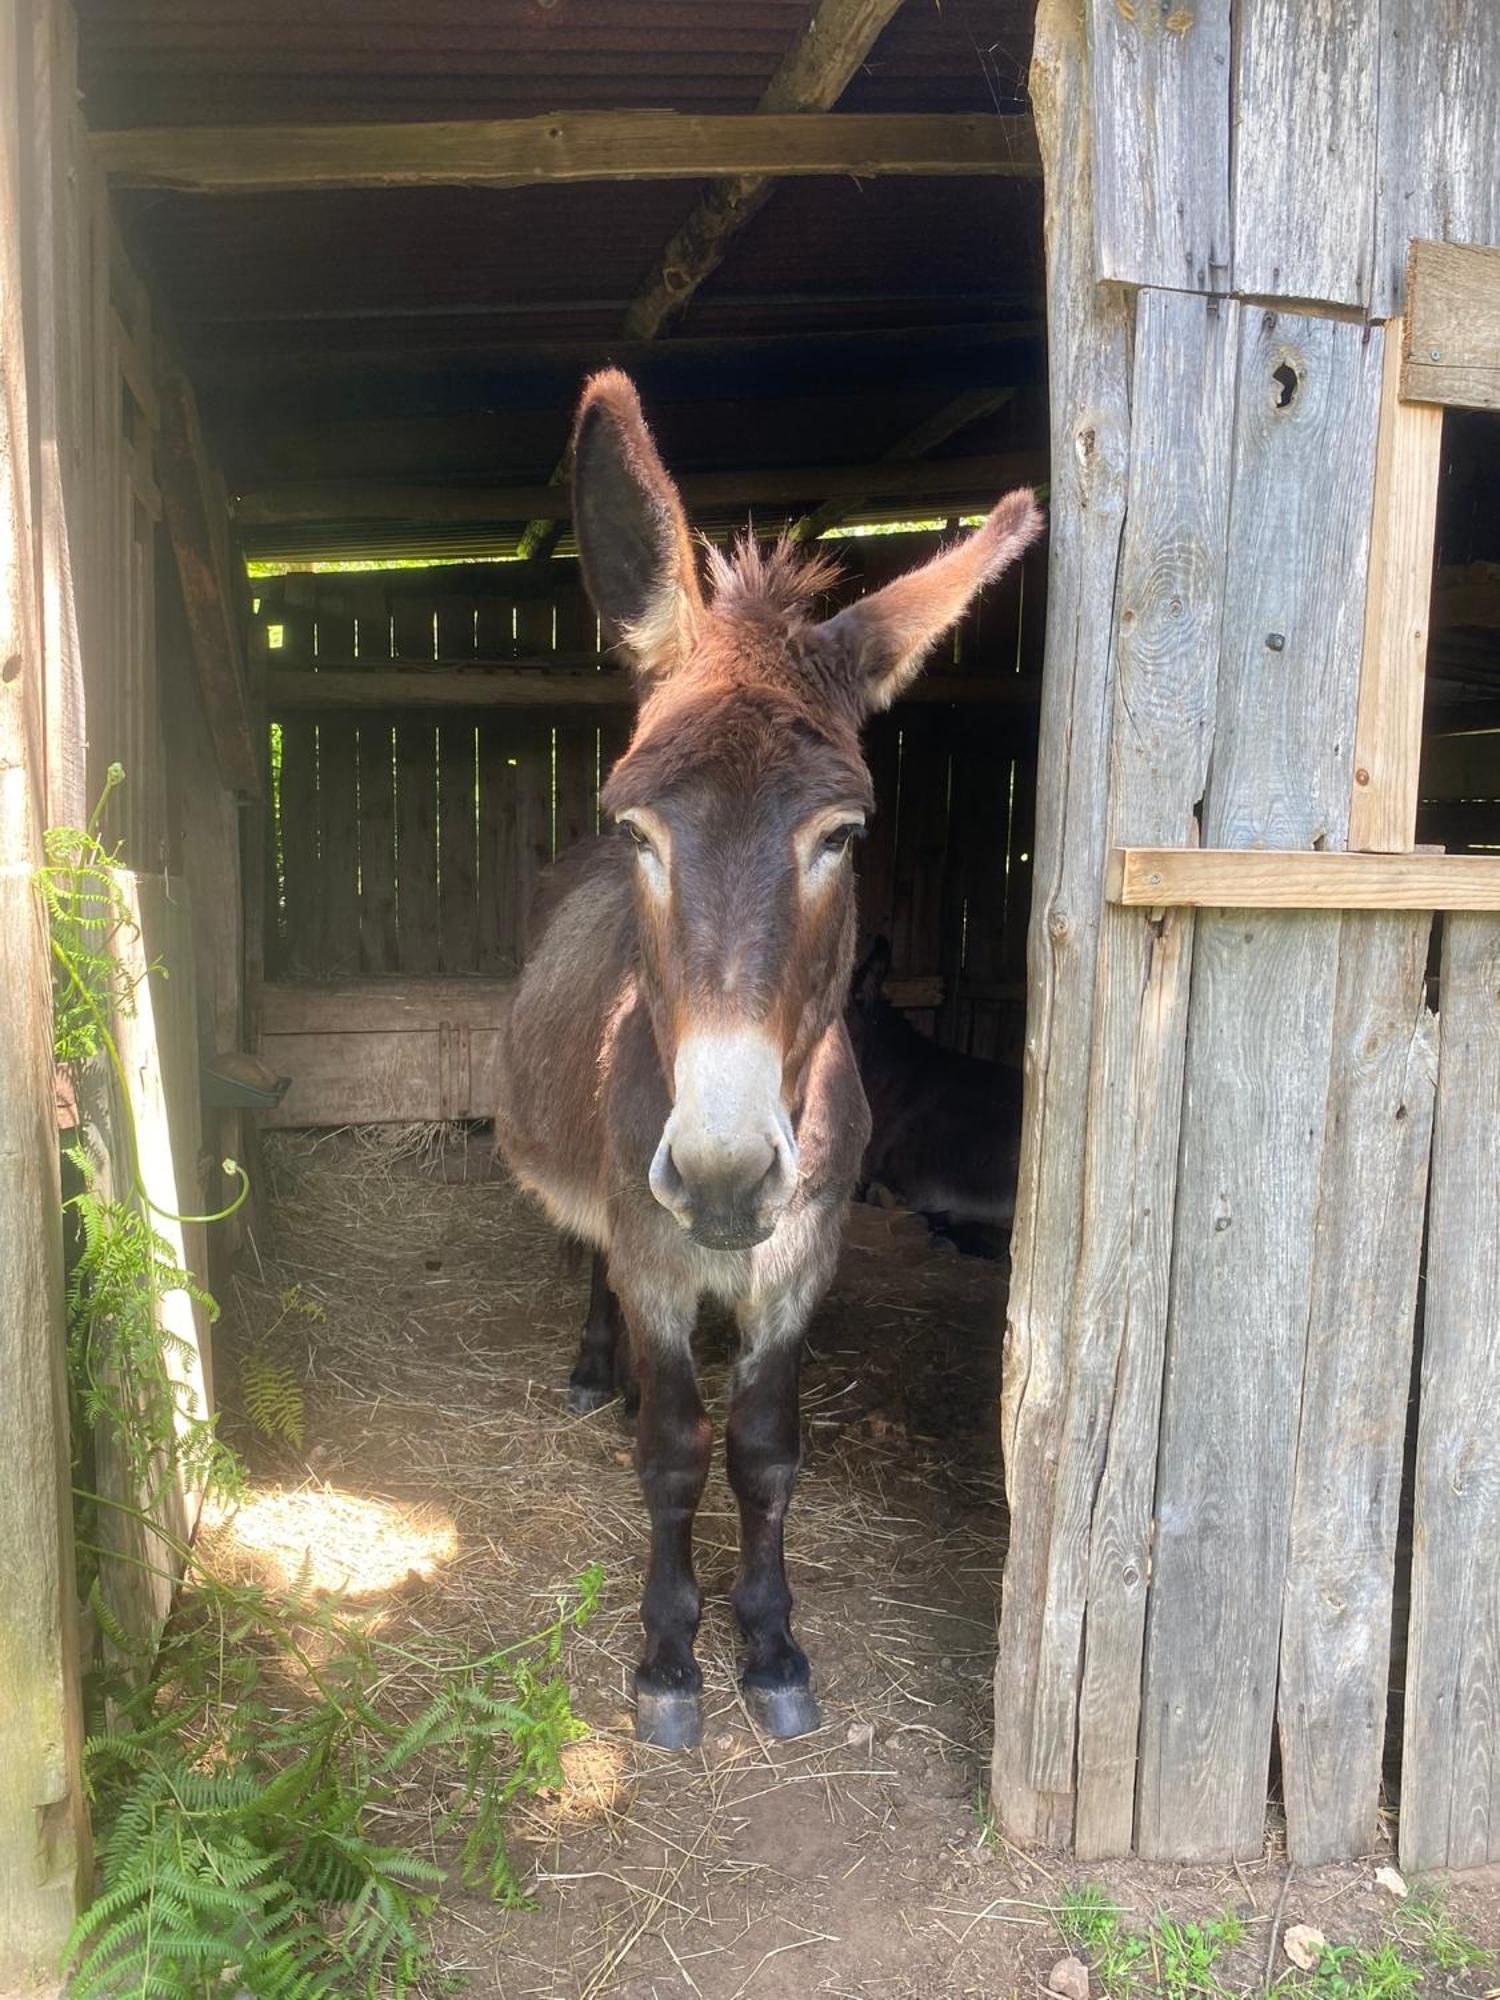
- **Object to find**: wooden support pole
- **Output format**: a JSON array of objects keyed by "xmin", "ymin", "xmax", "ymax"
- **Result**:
[
  {"xmin": 0, "ymin": 0, "xmax": 88, "ymax": 1972},
  {"xmin": 1108, "ymin": 845, "xmax": 1500, "ymax": 910},
  {"xmin": 1348, "ymin": 318, "xmax": 1445, "ymax": 853},
  {"xmin": 96, "ymin": 109, "xmax": 1039, "ymax": 197}
]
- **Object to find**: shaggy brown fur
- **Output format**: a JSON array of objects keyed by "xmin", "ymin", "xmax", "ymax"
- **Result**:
[{"xmin": 493, "ymin": 370, "xmax": 1042, "ymax": 1749}]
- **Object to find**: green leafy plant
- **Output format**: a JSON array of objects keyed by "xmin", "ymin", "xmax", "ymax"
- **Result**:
[
  {"xmin": 240, "ymin": 1292, "xmax": 322, "ymax": 1451},
  {"xmin": 66, "ymin": 1555, "xmax": 603, "ymax": 1998}
]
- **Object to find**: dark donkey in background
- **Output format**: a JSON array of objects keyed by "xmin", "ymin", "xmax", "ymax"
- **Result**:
[{"xmin": 494, "ymin": 371, "xmax": 1040, "ymax": 1749}]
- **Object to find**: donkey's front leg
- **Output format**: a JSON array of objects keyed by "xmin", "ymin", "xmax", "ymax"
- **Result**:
[
  {"xmin": 567, "ymin": 1251, "xmax": 636, "ymax": 1414},
  {"xmin": 727, "ymin": 1330, "xmax": 819, "ymax": 1739},
  {"xmin": 628, "ymin": 1304, "xmax": 711, "ymax": 1748}
]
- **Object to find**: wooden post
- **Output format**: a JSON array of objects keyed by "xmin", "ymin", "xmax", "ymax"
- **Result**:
[
  {"xmin": 991, "ymin": 0, "xmax": 1132, "ymax": 1850},
  {"xmin": 0, "ymin": 0, "xmax": 88, "ymax": 1975}
]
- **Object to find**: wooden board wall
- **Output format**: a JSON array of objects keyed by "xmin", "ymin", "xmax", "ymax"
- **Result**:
[{"xmin": 253, "ymin": 531, "xmax": 1046, "ymax": 1110}]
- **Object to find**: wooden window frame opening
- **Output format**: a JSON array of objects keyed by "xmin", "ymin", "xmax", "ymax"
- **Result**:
[{"xmin": 1109, "ymin": 240, "xmax": 1500, "ymax": 912}]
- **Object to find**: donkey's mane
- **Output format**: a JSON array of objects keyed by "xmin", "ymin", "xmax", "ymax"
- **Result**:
[{"xmin": 704, "ymin": 532, "xmax": 843, "ymax": 625}]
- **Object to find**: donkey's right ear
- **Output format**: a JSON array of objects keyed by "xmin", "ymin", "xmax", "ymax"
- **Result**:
[{"xmin": 570, "ymin": 371, "xmax": 703, "ymax": 680}]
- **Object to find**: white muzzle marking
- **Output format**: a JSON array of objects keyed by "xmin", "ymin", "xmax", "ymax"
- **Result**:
[{"xmin": 649, "ymin": 1028, "xmax": 799, "ymax": 1245}]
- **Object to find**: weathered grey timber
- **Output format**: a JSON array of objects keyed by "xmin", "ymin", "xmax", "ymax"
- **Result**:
[
  {"xmin": 1085, "ymin": 0, "xmax": 1230, "ymax": 293},
  {"xmin": 990, "ymin": 0, "xmax": 1132, "ymax": 1851},
  {"xmin": 1402, "ymin": 915, "xmax": 1500, "ymax": 1871},
  {"xmin": 1278, "ymin": 912, "xmax": 1436, "ymax": 1866}
]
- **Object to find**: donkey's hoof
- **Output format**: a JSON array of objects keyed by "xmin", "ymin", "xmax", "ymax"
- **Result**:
[
  {"xmin": 635, "ymin": 1686, "xmax": 703, "ymax": 1750},
  {"xmin": 566, "ymin": 1379, "xmax": 615, "ymax": 1414},
  {"xmin": 744, "ymin": 1681, "xmax": 821, "ymax": 1740}
]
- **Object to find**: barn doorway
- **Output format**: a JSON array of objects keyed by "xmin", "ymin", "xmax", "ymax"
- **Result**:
[{"xmin": 83, "ymin": 0, "xmax": 1065, "ymax": 1985}]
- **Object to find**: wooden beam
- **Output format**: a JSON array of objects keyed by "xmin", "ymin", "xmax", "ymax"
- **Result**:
[
  {"xmin": 518, "ymin": 0, "xmax": 927, "ymax": 560},
  {"xmin": 1108, "ymin": 846, "xmax": 1500, "ymax": 911},
  {"xmin": 155, "ymin": 354, "xmax": 260, "ymax": 795},
  {"xmin": 96, "ymin": 109, "xmax": 1040, "ymax": 197},
  {"xmin": 1348, "ymin": 318, "xmax": 1445, "ymax": 852},
  {"xmin": 237, "ymin": 449, "xmax": 1046, "ymax": 532},
  {"xmin": 266, "ymin": 666, "xmax": 1042, "ymax": 711},
  {"xmin": 788, "ymin": 386, "xmax": 1017, "ymax": 542},
  {"xmin": 1401, "ymin": 239, "xmax": 1500, "ymax": 409}
]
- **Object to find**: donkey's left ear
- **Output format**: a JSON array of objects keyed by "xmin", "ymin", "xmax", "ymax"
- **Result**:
[
  {"xmin": 571, "ymin": 370, "xmax": 703, "ymax": 679},
  {"xmin": 816, "ymin": 490, "xmax": 1044, "ymax": 713}
]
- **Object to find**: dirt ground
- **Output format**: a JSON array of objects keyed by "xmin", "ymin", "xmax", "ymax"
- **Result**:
[{"xmin": 211, "ymin": 1130, "xmax": 1500, "ymax": 2000}]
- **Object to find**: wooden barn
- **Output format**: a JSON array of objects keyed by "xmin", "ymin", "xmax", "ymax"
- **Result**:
[{"xmin": 1, "ymin": 0, "xmax": 1498, "ymax": 1983}]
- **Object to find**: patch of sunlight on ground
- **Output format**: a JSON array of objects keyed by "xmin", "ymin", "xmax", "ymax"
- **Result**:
[{"xmin": 202, "ymin": 1484, "xmax": 458, "ymax": 1600}]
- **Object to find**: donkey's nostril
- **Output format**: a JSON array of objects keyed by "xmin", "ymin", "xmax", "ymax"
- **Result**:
[{"xmin": 649, "ymin": 1135, "xmax": 692, "ymax": 1221}]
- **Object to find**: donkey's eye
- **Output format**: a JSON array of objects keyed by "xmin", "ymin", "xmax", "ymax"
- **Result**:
[
  {"xmin": 619, "ymin": 818, "xmax": 652, "ymax": 851},
  {"xmin": 819, "ymin": 823, "xmax": 863, "ymax": 860}
]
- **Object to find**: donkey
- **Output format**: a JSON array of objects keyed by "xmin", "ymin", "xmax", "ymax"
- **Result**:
[
  {"xmin": 494, "ymin": 372, "xmax": 1040, "ymax": 1749},
  {"xmin": 848, "ymin": 936, "xmax": 1024, "ymax": 1241}
]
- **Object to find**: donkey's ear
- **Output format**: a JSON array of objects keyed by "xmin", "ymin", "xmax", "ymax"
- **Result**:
[
  {"xmin": 817, "ymin": 489, "xmax": 1044, "ymax": 714},
  {"xmin": 571, "ymin": 371, "xmax": 702, "ymax": 679}
]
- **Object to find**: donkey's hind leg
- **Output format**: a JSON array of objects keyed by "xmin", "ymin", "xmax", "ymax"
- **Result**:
[
  {"xmin": 567, "ymin": 1251, "xmax": 627, "ymax": 1413},
  {"xmin": 727, "ymin": 1329, "xmax": 819, "ymax": 1739}
]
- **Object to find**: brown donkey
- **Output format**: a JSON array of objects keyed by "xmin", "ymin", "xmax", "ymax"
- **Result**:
[{"xmin": 495, "ymin": 372, "xmax": 1040, "ymax": 1748}]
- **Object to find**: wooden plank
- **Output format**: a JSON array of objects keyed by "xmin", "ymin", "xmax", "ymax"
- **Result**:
[
  {"xmin": 554, "ymin": 719, "xmax": 597, "ymax": 854},
  {"xmin": 437, "ymin": 718, "xmax": 479, "ymax": 972},
  {"xmin": 1085, "ymin": 0, "xmax": 1230, "ymax": 292},
  {"xmin": 1231, "ymin": 0, "xmax": 1379, "ymax": 307},
  {"xmin": 357, "ymin": 716, "xmax": 399, "ymax": 973},
  {"xmin": 476, "ymin": 716, "xmax": 513, "ymax": 972},
  {"xmin": 1109, "ymin": 846, "xmax": 1500, "ymax": 910},
  {"xmin": 1030, "ymin": 288, "xmax": 1239, "ymax": 1859},
  {"xmin": 276, "ymin": 715, "xmax": 322, "ymax": 978},
  {"xmin": 0, "ymin": 0, "xmax": 87, "ymax": 1955},
  {"xmin": 1349, "ymin": 319, "xmax": 1446, "ymax": 852},
  {"xmin": 395, "ymin": 719, "xmax": 440, "ymax": 974},
  {"xmin": 1421, "ymin": 730, "xmax": 1500, "ymax": 801},
  {"xmin": 1402, "ymin": 239, "xmax": 1500, "ymax": 411},
  {"xmin": 260, "ymin": 977, "xmax": 513, "ymax": 1035},
  {"xmin": 1372, "ymin": 9, "xmax": 1500, "ymax": 319},
  {"xmin": 96, "ymin": 109, "xmax": 1038, "ymax": 195},
  {"xmin": 266, "ymin": 666, "xmax": 1041, "ymax": 711},
  {"xmin": 316, "ymin": 714, "xmax": 360, "ymax": 977},
  {"xmin": 154, "ymin": 355, "xmax": 258, "ymax": 793},
  {"xmin": 888, "ymin": 707, "xmax": 950, "ymax": 980},
  {"xmin": 258, "ymin": 1027, "xmax": 506, "ymax": 1126},
  {"xmin": 1278, "ymin": 911, "xmax": 1435, "ymax": 1866},
  {"xmin": 514, "ymin": 719, "xmax": 553, "ymax": 953},
  {"xmin": 991, "ymin": 0, "xmax": 1134, "ymax": 1853},
  {"xmin": 1136, "ymin": 309, "xmax": 1386, "ymax": 1864},
  {"xmin": 237, "ymin": 450, "xmax": 1049, "ymax": 531},
  {"xmin": 1402, "ymin": 914, "xmax": 1500, "ymax": 1870}
]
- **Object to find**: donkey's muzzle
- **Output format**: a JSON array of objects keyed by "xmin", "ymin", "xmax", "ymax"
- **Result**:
[{"xmin": 650, "ymin": 1029, "xmax": 799, "ymax": 1250}]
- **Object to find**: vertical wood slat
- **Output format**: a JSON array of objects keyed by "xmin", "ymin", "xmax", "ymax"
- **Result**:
[
  {"xmin": 357, "ymin": 714, "xmax": 398, "ymax": 973},
  {"xmin": 1137, "ymin": 310, "xmax": 1386, "ymax": 1863},
  {"xmin": 1348, "ymin": 319, "xmax": 1446, "ymax": 854},
  {"xmin": 1085, "ymin": 0, "xmax": 1231, "ymax": 293},
  {"xmin": 992, "ymin": 0, "xmax": 1134, "ymax": 1853},
  {"xmin": 317, "ymin": 713, "xmax": 360, "ymax": 977},
  {"xmin": 477, "ymin": 716, "xmax": 512, "ymax": 972},
  {"xmin": 1231, "ymin": 0, "xmax": 1379, "ymax": 308},
  {"xmin": 1371, "ymin": 1, "xmax": 1500, "ymax": 319},
  {"xmin": 1, "ymin": 0, "xmax": 88, "ymax": 1961},
  {"xmin": 276, "ymin": 715, "xmax": 321, "ymax": 978},
  {"xmin": 1278, "ymin": 911, "xmax": 1435, "ymax": 1866},
  {"xmin": 438, "ymin": 717, "xmax": 479, "ymax": 972},
  {"xmin": 1035, "ymin": 287, "xmax": 1239, "ymax": 1858},
  {"xmin": 1402, "ymin": 915, "xmax": 1500, "ymax": 1872},
  {"xmin": 554, "ymin": 717, "xmax": 597, "ymax": 853},
  {"xmin": 395, "ymin": 718, "xmax": 439, "ymax": 974},
  {"xmin": 855, "ymin": 711, "xmax": 900, "ymax": 948},
  {"xmin": 888, "ymin": 706, "xmax": 950, "ymax": 978}
]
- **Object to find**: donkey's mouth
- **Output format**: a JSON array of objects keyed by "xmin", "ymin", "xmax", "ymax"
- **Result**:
[{"xmin": 687, "ymin": 1214, "xmax": 777, "ymax": 1253}]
